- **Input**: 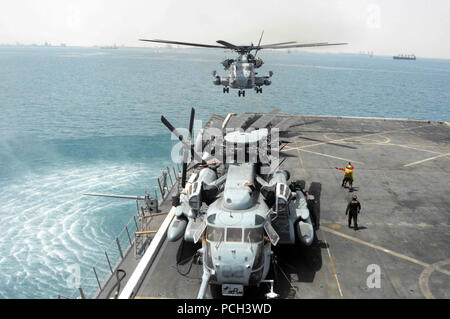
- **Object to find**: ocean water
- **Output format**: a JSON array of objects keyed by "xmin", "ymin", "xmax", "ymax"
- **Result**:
[{"xmin": 0, "ymin": 46, "xmax": 448, "ymax": 298}]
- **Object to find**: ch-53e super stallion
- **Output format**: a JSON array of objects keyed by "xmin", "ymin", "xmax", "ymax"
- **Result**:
[
  {"xmin": 140, "ymin": 32, "xmax": 346, "ymax": 97},
  {"xmin": 159, "ymin": 108, "xmax": 322, "ymax": 298},
  {"xmin": 84, "ymin": 108, "xmax": 360, "ymax": 298}
]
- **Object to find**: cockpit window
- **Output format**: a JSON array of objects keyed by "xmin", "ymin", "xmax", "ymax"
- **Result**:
[
  {"xmin": 244, "ymin": 227, "xmax": 264, "ymax": 243},
  {"xmin": 206, "ymin": 226, "xmax": 224, "ymax": 242},
  {"xmin": 226, "ymin": 227, "xmax": 242, "ymax": 242}
]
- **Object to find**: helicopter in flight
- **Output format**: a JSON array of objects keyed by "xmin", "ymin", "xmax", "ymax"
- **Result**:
[
  {"xmin": 139, "ymin": 32, "xmax": 347, "ymax": 96},
  {"xmin": 160, "ymin": 108, "xmax": 322, "ymax": 298}
]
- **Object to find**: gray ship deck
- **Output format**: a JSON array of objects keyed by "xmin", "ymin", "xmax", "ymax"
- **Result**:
[{"xmin": 106, "ymin": 114, "xmax": 450, "ymax": 299}]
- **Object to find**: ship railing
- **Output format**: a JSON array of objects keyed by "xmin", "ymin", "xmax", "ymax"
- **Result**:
[{"xmin": 63, "ymin": 164, "xmax": 181, "ymax": 299}]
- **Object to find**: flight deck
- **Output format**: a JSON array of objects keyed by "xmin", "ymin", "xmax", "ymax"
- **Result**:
[{"xmin": 98, "ymin": 113, "xmax": 450, "ymax": 299}]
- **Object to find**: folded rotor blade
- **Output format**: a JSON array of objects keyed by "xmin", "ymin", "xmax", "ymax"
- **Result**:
[
  {"xmin": 294, "ymin": 135, "xmax": 357, "ymax": 149},
  {"xmin": 182, "ymin": 148, "xmax": 188, "ymax": 188},
  {"xmin": 161, "ymin": 115, "xmax": 190, "ymax": 148},
  {"xmin": 273, "ymin": 117, "xmax": 297, "ymax": 132},
  {"xmin": 188, "ymin": 108, "xmax": 195, "ymax": 160},
  {"xmin": 84, "ymin": 193, "xmax": 146, "ymax": 200},
  {"xmin": 139, "ymin": 39, "xmax": 226, "ymax": 49},
  {"xmin": 287, "ymin": 119, "xmax": 323, "ymax": 128},
  {"xmin": 279, "ymin": 152, "xmax": 298, "ymax": 158},
  {"xmin": 247, "ymin": 109, "xmax": 282, "ymax": 130}
]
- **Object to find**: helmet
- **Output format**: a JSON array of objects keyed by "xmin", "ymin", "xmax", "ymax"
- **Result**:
[{"xmin": 352, "ymin": 194, "xmax": 357, "ymax": 199}]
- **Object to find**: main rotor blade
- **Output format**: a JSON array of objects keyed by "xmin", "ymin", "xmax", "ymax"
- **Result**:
[
  {"xmin": 84, "ymin": 193, "xmax": 146, "ymax": 200},
  {"xmin": 216, "ymin": 40, "xmax": 240, "ymax": 50},
  {"xmin": 257, "ymin": 30, "xmax": 264, "ymax": 47},
  {"xmin": 254, "ymin": 30, "xmax": 265, "ymax": 58},
  {"xmin": 263, "ymin": 42, "xmax": 348, "ymax": 50},
  {"xmin": 139, "ymin": 39, "xmax": 226, "ymax": 49},
  {"xmin": 257, "ymin": 41, "xmax": 297, "ymax": 49}
]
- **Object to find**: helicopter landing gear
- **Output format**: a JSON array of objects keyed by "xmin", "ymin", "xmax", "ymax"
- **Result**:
[
  {"xmin": 255, "ymin": 87, "xmax": 262, "ymax": 94},
  {"xmin": 238, "ymin": 90, "xmax": 245, "ymax": 97},
  {"xmin": 223, "ymin": 87, "xmax": 229, "ymax": 93}
]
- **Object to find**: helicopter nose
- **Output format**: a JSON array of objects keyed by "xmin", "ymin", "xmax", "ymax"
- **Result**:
[
  {"xmin": 236, "ymin": 76, "xmax": 247, "ymax": 89},
  {"xmin": 221, "ymin": 265, "xmax": 245, "ymax": 278}
]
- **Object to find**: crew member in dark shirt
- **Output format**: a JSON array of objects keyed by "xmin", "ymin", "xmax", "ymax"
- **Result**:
[{"xmin": 346, "ymin": 194, "xmax": 361, "ymax": 230}]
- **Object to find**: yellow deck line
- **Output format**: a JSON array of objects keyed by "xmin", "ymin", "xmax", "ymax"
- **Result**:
[
  {"xmin": 386, "ymin": 143, "xmax": 443, "ymax": 155},
  {"xmin": 297, "ymin": 124, "xmax": 431, "ymax": 150},
  {"xmin": 321, "ymin": 231, "xmax": 344, "ymax": 298},
  {"xmin": 322, "ymin": 226, "xmax": 429, "ymax": 268},
  {"xmin": 404, "ymin": 152, "xmax": 450, "ymax": 167},
  {"xmin": 297, "ymin": 148, "xmax": 364, "ymax": 164}
]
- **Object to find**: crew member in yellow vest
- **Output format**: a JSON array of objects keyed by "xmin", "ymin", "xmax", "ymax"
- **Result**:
[{"xmin": 336, "ymin": 162, "xmax": 354, "ymax": 191}]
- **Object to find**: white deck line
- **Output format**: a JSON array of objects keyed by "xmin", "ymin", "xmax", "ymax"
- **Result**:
[{"xmin": 118, "ymin": 206, "xmax": 175, "ymax": 299}]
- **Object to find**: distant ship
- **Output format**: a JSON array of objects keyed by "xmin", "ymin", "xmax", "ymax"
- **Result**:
[{"xmin": 393, "ymin": 54, "xmax": 416, "ymax": 60}]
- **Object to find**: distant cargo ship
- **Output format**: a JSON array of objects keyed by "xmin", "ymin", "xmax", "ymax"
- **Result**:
[{"xmin": 393, "ymin": 54, "xmax": 416, "ymax": 60}]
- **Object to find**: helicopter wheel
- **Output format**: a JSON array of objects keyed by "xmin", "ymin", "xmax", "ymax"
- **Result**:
[
  {"xmin": 242, "ymin": 90, "xmax": 245, "ymax": 97},
  {"xmin": 209, "ymin": 284, "xmax": 224, "ymax": 299}
]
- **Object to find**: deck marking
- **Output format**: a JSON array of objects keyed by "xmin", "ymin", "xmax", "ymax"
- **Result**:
[
  {"xmin": 322, "ymin": 226, "xmax": 450, "ymax": 298},
  {"xmin": 419, "ymin": 259, "xmax": 450, "ymax": 299},
  {"xmin": 386, "ymin": 143, "xmax": 443, "ymax": 155},
  {"xmin": 297, "ymin": 148, "xmax": 364, "ymax": 164},
  {"xmin": 322, "ymin": 219, "xmax": 450, "ymax": 229},
  {"xmin": 298, "ymin": 124, "xmax": 431, "ymax": 150},
  {"xmin": 320, "ymin": 231, "xmax": 344, "ymax": 298},
  {"xmin": 324, "ymin": 131, "xmax": 446, "ymax": 156},
  {"xmin": 322, "ymin": 226, "xmax": 430, "ymax": 268},
  {"xmin": 323, "ymin": 134, "xmax": 391, "ymax": 146},
  {"xmin": 294, "ymin": 142, "xmax": 308, "ymax": 178},
  {"xmin": 283, "ymin": 146, "xmax": 363, "ymax": 165},
  {"xmin": 404, "ymin": 152, "xmax": 450, "ymax": 167}
]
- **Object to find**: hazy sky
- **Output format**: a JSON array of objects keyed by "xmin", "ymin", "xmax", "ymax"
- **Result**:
[{"xmin": 0, "ymin": 0, "xmax": 449, "ymax": 58}]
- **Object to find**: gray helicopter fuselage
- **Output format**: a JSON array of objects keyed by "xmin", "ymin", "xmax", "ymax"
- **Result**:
[
  {"xmin": 229, "ymin": 59, "xmax": 255, "ymax": 89},
  {"xmin": 213, "ymin": 54, "xmax": 272, "ymax": 91},
  {"xmin": 203, "ymin": 163, "xmax": 271, "ymax": 287}
]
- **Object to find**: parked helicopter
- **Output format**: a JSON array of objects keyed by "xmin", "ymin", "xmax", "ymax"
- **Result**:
[
  {"xmin": 83, "ymin": 108, "xmax": 357, "ymax": 298},
  {"xmin": 139, "ymin": 32, "xmax": 346, "ymax": 96},
  {"xmin": 162, "ymin": 108, "xmax": 322, "ymax": 298}
]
